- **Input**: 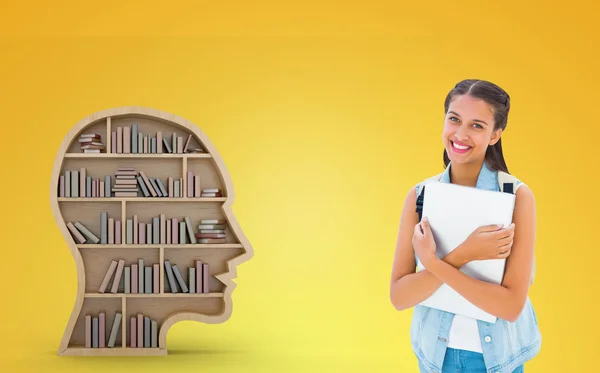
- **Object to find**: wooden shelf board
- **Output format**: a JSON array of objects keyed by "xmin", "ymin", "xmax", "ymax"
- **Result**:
[
  {"xmin": 61, "ymin": 347, "xmax": 167, "ymax": 356},
  {"xmin": 64, "ymin": 153, "xmax": 211, "ymax": 158},
  {"xmin": 77, "ymin": 244, "xmax": 243, "ymax": 249},
  {"xmin": 58, "ymin": 197, "xmax": 226, "ymax": 202},
  {"xmin": 85, "ymin": 292, "xmax": 224, "ymax": 298}
]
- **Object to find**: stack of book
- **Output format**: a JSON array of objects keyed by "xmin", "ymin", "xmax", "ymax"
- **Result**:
[
  {"xmin": 113, "ymin": 168, "xmax": 139, "ymax": 197},
  {"xmin": 130, "ymin": 313, "xmax": 158, "ymax": 348},
  {"xmin": 201, "ymin": 188, "xmax": 223, "ymax": 197},
  {"xmin": 85, "ymin": 311, "xmax": 122, "ymax": 348},
  {"xmin": 98, "ymin": 258, "xmax": 160, "ymax": 294},
  {"xmin": 195, "ymin": 219, "xmax": 227, "ymax": 243},
  {"xmin": 79, "ymin": 133, "xmax": 105, "ymax": 153},
  {"xmin": 164, "ymin": 259, "xmax": 210, "ymax": 293}
]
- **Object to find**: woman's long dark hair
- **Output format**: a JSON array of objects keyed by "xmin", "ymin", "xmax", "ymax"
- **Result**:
[{"xmin": 443, "ymin": 79, "xmax": 511, "ymax": 173}]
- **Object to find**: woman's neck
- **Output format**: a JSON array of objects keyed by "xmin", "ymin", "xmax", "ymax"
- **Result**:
[{"xmin": 449, "ymin": 160, "xmax": 484, "ymax": 187}]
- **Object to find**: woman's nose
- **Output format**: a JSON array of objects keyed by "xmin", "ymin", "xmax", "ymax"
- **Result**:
[{"xmin": 455, "ymin": 124, "xmax": 469, "ymax": 140}]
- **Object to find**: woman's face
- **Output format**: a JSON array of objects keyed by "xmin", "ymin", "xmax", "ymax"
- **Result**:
[{"xmin": 442, "ymin": 94, "xmax": 501, "ymax": 165}]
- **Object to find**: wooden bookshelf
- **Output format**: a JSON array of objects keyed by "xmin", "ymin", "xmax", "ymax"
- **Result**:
[{"xmin": 50, "ymin": 106, "xmax": 254, "ymax": 356}]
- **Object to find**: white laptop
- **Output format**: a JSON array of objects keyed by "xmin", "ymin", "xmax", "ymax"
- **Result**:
[{"xmin": 416, "ymin": 182, "xmax": 516, "ymax": 323}]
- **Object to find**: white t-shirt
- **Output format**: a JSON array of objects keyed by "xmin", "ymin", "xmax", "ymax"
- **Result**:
[{"xmin": 447, "ymin": 314, "xmax": 483, "ymax": 352}]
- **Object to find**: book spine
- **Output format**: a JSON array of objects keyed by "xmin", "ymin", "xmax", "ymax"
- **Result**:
[
  {"xmin": 179, "ymin": 222, "xmax": 186, "ymax": 244},
  {"xmin": 172, "ymin": 133, "xmax": 176, "ymax": 154},
  {"xmin": 100, "ymin": 212, "xmax": 108, "ymax": 244},
  {"xmin": 143, "ymin": 136, "xmax": 148, "ymax": 153},
  {"xmin": 144, "ymin": 316, "xmax": 151, "ymax": 347},
  {"xmin": 189, "ymin": 267, "xmax": 195, "ymax": 293},
  {"xmin": 153, "ymin": 217, "xmax": 159, "ymax": 244},
  {"xmin": 163, "ymin": 137, "xmax": 172, "ymax": 153},
  {"xmin": 123, "ymin": 126, "xmax": 131, "ymax": 153},
  {"xmin": 153, "ymin": 264, "xmax": 159, "ymax": 293},
  {"xmin": 108, "ymin": 218, "xmax": 114, "ymax": 244},
  {"xmin": 115, "ymin": 220, "xmax": 121, "ymax": 244},
  {"xmin": 86, "ymin": 176, "xmax": 92, "ymax": 197},
  {"xmin": 138, "ymin": 132, "xmax": 143, "ymax": 154},
  {"xmin": 185, "ymin": 216, "xmax": 197, "ymax": 244},
  {"xmin": 74, "ymin": 221, "xmax": 100, "ymax": 243},
  {"xmin": 108, "ymin": 312, "xmax": 122, "ymax": 348},
  {"xmin": 99, "ymin": 312, "xmax": 106, "ymax": 348},
  {"xmin": 80, "ymin": 167, "xmax": 86, "ymax": 198},
  {"xmin": 145, "ymin": 266, "xmax": 152, "ymax": 294},
  {"xmin": 183, "ymin": 134, "xmax": 192, "ymax": 153},
  {"xmin": 105, "ymin": 175, "xmax": 111, "ymax": 197},
  {"xmin": 85, "ymin": 314, "xmax": 92, "ymax": 348},
  {"xmin": 174, "ymin": 180, "xmax": 180, "ymax": 198},
  {"xmin": 110, "ymin": 259, "xmax": 125, "ymax": 293},
  {"xmin": 92, "ymin": 316, "xmax": 99, "ymax": 348},
  {"xmin": 180, "ymin": 178, "xmax": 183, "ymax": 197},
  {"xmin": 132, "ymin": 264, "xmax": 138, "ymax": 294},
  {"xmin": 65, "ymin": 171, "xmax": 71, "ymax": 197},
  {"xmin": 59, "ymin": 175, "xmax": 65, "ymax": 197},
  {"xmin": 166, "ymin": 219, "xmax": 171, "ymax": 244},
  {"xmin": 151, "ymin": 137, "xmax": 156, "ymax": 154},
  {"xmin": 137, "ymin": 313, "xmax": 143, "ymax": 348},
  {"xmin": 172, "ymin": 264, "xmax": 189, "ymax": 293},
  {"xmin": 157, "ymin": 131, "xmax": 163, "ymax": 153},
  {"xmin": 151, "ymin": 319, "xmax": 158, "ymax": 347},
  {"xmin": 139, "ymin": 223, "xmax": 146, "ymax": 244},
  {"xmin": 117, "ymin": 126, "xmax": 122, "ymax": 153},
  {"xmin": 126, "ymin": 219, "xmax": 133, "ymax": 244},
  {"xmin": 130, "ymin": 316, "xmax": 136, "ymax": 347},
  {"xmin": 132, "ymin": 123, "xmax": 138, "ymax": 154},
  {"xmin": 137, "ymin": 176, "xmax": 150, "ymax": 197},
  {"xmin": 203, "ymin": 263, "xmax": 209, "ymax": 293},
  {"xmin": 172, "ymin": 218, "xmax": 179, "ymax": 244},
  {"xmin": 187, "ymin": 171, "xmax": 193, "ymax": 198},
  {"xmin": 164, "ymin": 260, "xmax": 178, "ymax": 293},
  {"xmin": 194, "ymin": 175, "xmax": 200, "ymax": 197},
  {"xmin": 196, "ymin": 260, "xmax": 202, "ymax": 294},
  {"xmin": 98, "ymin": 260, "xmax": 118, "ymax": 293},
  {"xmin": 147, "ymin": 223, "xmax": 152, "ymax": 244},
  {"xmin": 124, "ymin": 266, "xmax": 131, "ymax": 293},
  {"xmin": 160, "ymin": 214, "xmax": 166, "ymax": 244},
  {"xmin": 168, "ymin": 176, "xmax": 173, "ymax": 197},
  {"xmin": 133, "ymin": 215, "xmax": 138, "ymax": 245},
  {"xmin": 91, "ymin": 178, "xmax": 96, "ymax": 197},
  {"xmin": 71, "ymin": 170, "xmax": 79, "ymax": 197},
  {"xmin": 138, "ymin": 258, "xmax": 144, "ymax": 294},
  {"xmin": 100, "ymin": 181, "xmax": 104, "ymax": 197},
  {"xmin": 111, "ymin": 131, "xmax": 116, "ymax": 153}
]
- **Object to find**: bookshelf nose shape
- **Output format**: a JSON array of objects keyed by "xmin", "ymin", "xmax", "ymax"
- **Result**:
[{"xmin": 50, "ymin": 107, "xmax": 254, "ymax": 356}]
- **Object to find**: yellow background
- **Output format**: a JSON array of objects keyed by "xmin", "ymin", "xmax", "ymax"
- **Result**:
[{"xmin": 1, "ymin": 1, "xmax": 598, "ymax": 372}]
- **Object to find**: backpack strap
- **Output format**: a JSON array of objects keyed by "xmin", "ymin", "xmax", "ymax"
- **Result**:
[
  {"xmin": 497, "ymin": 171, "xmax": 518, "ymax": 194},
  {"xmin": 415, "ymin": 172, "xmax": 444, "ymax": 220}
]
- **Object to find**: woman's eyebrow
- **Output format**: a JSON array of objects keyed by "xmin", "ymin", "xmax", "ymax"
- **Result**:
[{"xmin": 448, "ymin": 111, "xmax": 488, "ymax": 126}]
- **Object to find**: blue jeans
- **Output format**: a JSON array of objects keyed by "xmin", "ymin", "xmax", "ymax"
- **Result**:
[{"xmin": 418, "ymin": 348, "xmax": 524, "ymax": 373}]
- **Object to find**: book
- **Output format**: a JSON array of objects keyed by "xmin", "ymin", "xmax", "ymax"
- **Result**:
[
  {"xmin": 132, "ymin": 264, "xmax": 138, "ymax": 294},
  {"xmin": 130, "ymin": 316, "xmax": 136, "ymax": 347},
  {"xmin": 124, "ymin": 266, "xmax": 131, "ymax": 294},
  {"xmin": 145, "ymin": 266, "xmax": 152, "ymax": 294},
  {"xmin": 107, "ymin": 312, "xmax": 122, "ymax": 348},
  {"xmin": 98, "ymin": 260, "xmax": 118, "ymax": 293},
  {"xmin": 110, "ymin": 259, "xmax": 125, "ymax": 293},
  {"xmin": 164, "ymin": 260, "xmax": 178, "ymax": 293},
  {"xmin": 203, "ymin": 262, "xmax": 209, "ymax": 293},
  {"xmin": 99, "ymin": 312, "xmax": 106, "ymax": 348},
  {"xmin": 184, "ymin": 217, "xmax": 197, "ymax": 244},
  {"xmin": 172, "ymin": 264, "xmax": 189, "ymax": 293},
  {"xmin": 85, "ymin": 315, "xmax": 92, "ymax": 348},
  {"xmin": 144, "ymin": 316, "xmax": 151, "ymax": 348},
  {"xmin": 92, "ymin": 316, "xmax": 99, "ymax": 348},
  {"xmin": 153, "ymin": 264, "xmax": 159, "ymax": 294},
  {"xmin": 189, "ymin": 267, "xmax": 196, "ymax": 293},
  {"xmin": 138, "ymin": 259, "xmax": 144, "ymax": 294},
  {"xmin": 137, "ymin": 313, "xmax": 143, "ymax": 348},
  {"xmin": 66, "ymin": 222, "xmax": 86, "ymax": 244},
  {"xmin": 196, "ymin": 260, "xmax": 202, "ymax": 294},
  {"xmin": 100, "ymin": 212, "xmax": 108, "ymax": 244}
]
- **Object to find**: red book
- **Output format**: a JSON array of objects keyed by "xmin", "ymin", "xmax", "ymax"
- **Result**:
[
  {"xmin": 99, "ymin": 312, "xmax": 106, "ymax": 348},
  {"xmin": 130, "ymin": 316, "xmax": 136, "ymax": 347}
]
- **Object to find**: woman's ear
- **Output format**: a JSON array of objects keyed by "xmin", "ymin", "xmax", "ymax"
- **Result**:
[{"xmin": 489, "ymin": 128, "xmax": 502, "ymax": 146}]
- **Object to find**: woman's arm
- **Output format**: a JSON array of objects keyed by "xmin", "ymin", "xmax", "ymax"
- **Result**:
[
  {"xmin": 418, "ymin": 185, "xmax": 537, "ymax": 322},
  {"xmin": 390, "ymin": 187, "xmax": 470, "ymax": 311}
]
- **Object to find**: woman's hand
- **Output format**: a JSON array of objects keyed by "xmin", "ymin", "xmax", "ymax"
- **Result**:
[
  {"xmin": 455, "ymin": 223, "xmax": 516, "ymax": 263},
  {"xmin": 412, "ymin": 217, "xmax": 438, "ymax": 268}
]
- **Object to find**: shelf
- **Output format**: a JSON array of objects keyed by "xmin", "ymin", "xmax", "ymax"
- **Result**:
[
  {"xmin": 61, "ymin": 347, "xmax": 167, "ymax": 356},
  {"xmin": 64, "ymin": 153, "xmax": 211, "ymax": 159},
  {"xmin": 85, "ymin": 292, "xmax": 224, "ymax": 298},
  {"xmin": 59, "ymin": 197, "xmax": 226, "ymax": 202},
  {"xmin": 77, "ymin": 244, "xmax": 243, "ymax": 249}
]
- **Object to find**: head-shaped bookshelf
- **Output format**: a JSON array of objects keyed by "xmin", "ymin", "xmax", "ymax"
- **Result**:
[{"xmin": 50, "ymin": 107, "xmax": 253, "ymax": 356}]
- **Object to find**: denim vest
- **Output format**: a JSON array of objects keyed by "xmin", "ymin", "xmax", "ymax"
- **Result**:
[{"xmin": 411, "ymin": 161, "xmax": 542, "ymax": 373}]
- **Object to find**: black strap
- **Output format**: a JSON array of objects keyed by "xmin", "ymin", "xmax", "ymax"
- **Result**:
[
  {"xmin": 415, "ymin": 186, "xmax": 425, "ymax": 220},
  {"xmin": 503, "ymin": 182, "xmax": 514, "ymax": 194}
]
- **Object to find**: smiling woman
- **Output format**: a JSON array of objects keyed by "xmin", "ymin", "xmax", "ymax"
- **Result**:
[{"xmin": 389, "ymin": 79, "xmax": 541, "ymax": 373}]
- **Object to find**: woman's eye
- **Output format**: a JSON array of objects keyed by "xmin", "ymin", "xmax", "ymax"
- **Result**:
[
  {"xmin": 449, "ymin": 117, "xmax": 458, "ymax": 122},
  {"xmin": 472, "ymin": 124, "xmax": 483, "ymax": 129}
]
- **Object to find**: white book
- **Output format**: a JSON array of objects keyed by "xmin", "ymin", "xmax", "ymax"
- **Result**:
[{"xmin": 416, "ymin": 182, "xmax": 515, "ymax": 323}]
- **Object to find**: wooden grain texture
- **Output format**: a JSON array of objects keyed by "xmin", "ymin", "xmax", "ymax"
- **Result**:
[{"xmin": 50, "ymin": 107, "xmax": 254, "ymax": 356}]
